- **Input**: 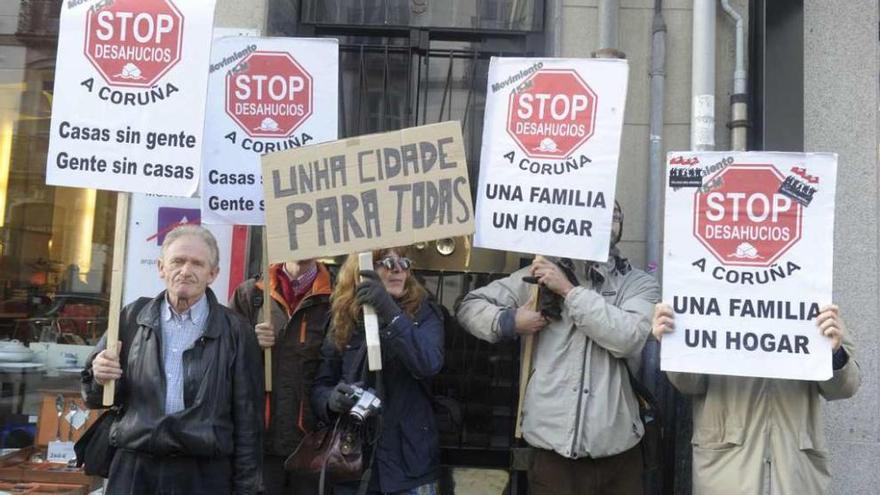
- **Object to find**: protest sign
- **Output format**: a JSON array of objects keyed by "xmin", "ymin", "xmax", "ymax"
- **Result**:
[
  {"xmin": 201, "ymin": 37, "xmax": 338, "ymax": 225},
  {"xmin": 473, "ymin": 57, "xmax": 628, "ymax": 261},
  {"xmin": 123, "ymin": 194, "xmax": 244, "ymax": 305},
  {"xmin": 46, "ymin": 0, "xmax": 216, "ymax": 197},
  {"xmin": 661, "ymin": 152, "xmax": 837, "ymax": 381},
  {"xmin": 261, "ymin": 121, "xmax": 474, "ymax": 263}
]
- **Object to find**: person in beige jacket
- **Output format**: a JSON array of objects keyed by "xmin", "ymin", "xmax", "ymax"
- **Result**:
[{"xmin": 653, "ymin": 303, "xmax": 860, "ymax": 494}]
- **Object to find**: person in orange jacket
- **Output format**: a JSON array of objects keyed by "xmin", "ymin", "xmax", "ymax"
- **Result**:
[{"xmin": 231, "ymin": 258, "xmax": 333, "ymax": 494}]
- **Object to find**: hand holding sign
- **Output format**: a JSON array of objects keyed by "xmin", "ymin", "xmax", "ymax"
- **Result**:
[
  {"xmin": 515, "ymin": 294, "xmax": 547, "ymax": 336},
  {"xmin": 530, "ymin": 256, "xmax": 576, "ymax": 297},
  {"xmin": 356, "ymin": 270, "xmax": 402, "ymax": 327},
  {"xmin": 651, "ymin": 303, "xmax": 675, "ymax": 341},
  {"xmin": 254, "ymin": 322, "xmax": 275, "ymax": 349},
  {"xmin": 358, "ymin": 253, "xmax": 383, "ymax": 371},
  {"xmin": 816, "ymin": 304, "xmax": 844, "ymax": 351},
  {"xmin": 92, "ymin": 342, "xmax": 123, "ymax": 385}
]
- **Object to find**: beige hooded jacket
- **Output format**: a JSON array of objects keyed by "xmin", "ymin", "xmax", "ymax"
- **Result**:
[{"xmin": 456, "ymin": 257, "xmax": 659, "ymax": 459}]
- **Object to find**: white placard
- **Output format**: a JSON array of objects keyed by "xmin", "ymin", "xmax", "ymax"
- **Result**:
[
  {"xmin": 47, "ymin": 0, "xmax": 217, "ymax": 197},
  {"xmin": 661, "ymin": 151, "xmax": 837, "ymax": 381},
  {"xmin": 201, "ymin": 37, "xmax": 338, "ymax": 225},
  {"xmin": 473, "ymin": 57, "xmax": 628, "ymax": 261},
  {"xmin": 123, "ymin": 194, "xmax": 240, "ymax": 306}
]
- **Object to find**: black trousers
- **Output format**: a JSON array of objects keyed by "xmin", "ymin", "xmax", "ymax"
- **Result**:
[{"xmin": 106, "ymin": 450, "xmax": 234, "ymax": 495}]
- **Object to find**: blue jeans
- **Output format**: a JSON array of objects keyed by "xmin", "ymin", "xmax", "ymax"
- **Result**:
[{"xmin": 334, "ymin": 481, "xmax": 439, "ymax": 495}]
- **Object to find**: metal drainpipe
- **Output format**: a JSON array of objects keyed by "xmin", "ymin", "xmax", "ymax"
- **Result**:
[
  {"xmin": 598, "ymin": 0, "xmax": 619, "ymax": 51},
  {"xmin": 545, "ymin": 0, "xmax": 563, "ymax": 56},
  {"xmin": 646, "ymin": 0, "xmax": 666, "ymax": 278},
  {"xmin": 720, "ymin": 0, "xmax": 748, "ymax": 150},
  {"xmin": 643, "ymin": 1, "xmax": 667, "ymax": 398},
  {"xmin": 691, "ymin": 0, "xmax": 716, "ymax": 151}
]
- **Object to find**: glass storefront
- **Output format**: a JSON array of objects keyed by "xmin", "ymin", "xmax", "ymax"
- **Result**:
[{"xmin": 0, "ymin": 0, "xmax": 115, "ymax": 451}]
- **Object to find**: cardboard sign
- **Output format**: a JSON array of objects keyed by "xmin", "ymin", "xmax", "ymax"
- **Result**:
[
  {"xmin": 261, "ymin": 121, "xmax": 474, "ymax": 263},
  {"xmin": 202, "ymin": 37, "xmax": 338, "ymax": 225},
  {"xmin": 661, "ymin": 152, "xmax": 837, "ymax": 381},
  {"xmin": 46, "ymin": 0, "xmax": 217, "ymax": 197},
  {"xmin": 473, "ymin": 58, "xmax": 628, "ymax": 261},
  {"xmin": 123, "ymin": 193, "xmax": 243, "ymax": 305}
]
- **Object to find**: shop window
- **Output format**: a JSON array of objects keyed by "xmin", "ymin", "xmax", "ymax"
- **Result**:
[{"xmin": 0, "ymin": 0, "xmax": 115, "ymax": 452}]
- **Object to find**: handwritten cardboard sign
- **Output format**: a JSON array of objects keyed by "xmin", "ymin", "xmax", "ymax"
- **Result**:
[{"xmin": 261, "ymin": 121, "xmax": 474, "ymax": 262}]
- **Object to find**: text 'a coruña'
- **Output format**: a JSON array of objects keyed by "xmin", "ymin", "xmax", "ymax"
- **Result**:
[{"xmin": 271, "ymin": 137, "xmax": 472, "ymax": 250}]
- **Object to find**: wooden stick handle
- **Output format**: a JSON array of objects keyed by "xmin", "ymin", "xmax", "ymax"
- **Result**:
[
  {"xmin": 262, "ymin": 229, "xmax": 272, "ymax": 392},
  {"xmin": 358, "ymin": 252, "xmax": 382, "ymax": 371},
  {"xmin": 514, "ymin": 284, "xmax": 540, "ymax": 438},
  {"xmin": 103, "ymin": 192, "xmax": 130, "ymax": 406}
]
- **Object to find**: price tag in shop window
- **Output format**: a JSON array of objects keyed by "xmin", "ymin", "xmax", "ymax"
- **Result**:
[{"xmin": 47, "ymin": 441, "xmax": 76, "ymax": 464}]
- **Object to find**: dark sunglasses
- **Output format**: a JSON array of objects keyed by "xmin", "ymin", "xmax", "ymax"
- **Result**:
[{"xmin": 375, "ymin": 256, "xmax": 412, "ymax": 271}]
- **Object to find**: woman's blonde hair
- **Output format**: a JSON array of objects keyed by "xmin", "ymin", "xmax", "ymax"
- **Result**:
[{"xmin": 330, "ymin": 247, "xmax": 427, "ymax": 350}]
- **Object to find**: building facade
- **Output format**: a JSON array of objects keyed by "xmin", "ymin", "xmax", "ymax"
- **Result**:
[{"xmin": 0, "ymin": 0, "xmax": 875, "ymax": 493}]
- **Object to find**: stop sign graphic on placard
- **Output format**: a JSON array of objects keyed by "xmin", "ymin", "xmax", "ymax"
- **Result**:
[
  {"xmin": 84, "ymin": 0, "xmax": 184, "ymax": 88},
  {"xmin": 225, "ymin": 52, "xmax": 313, "ymax": 138},
  {"xmin": 694, "ymin": 164, "xmax": 803, "ymax": 267},
  {"xmin": 507, "ymin": 69, "xmax": 597, "ymax": 159}
]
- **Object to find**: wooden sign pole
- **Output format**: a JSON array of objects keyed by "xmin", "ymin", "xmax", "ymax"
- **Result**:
[
  {"xmin": 358, "ymin": 252, "xmax": 382, "ymax": 371},
  {"xmin": 514, "ymin": 284, "xmax": 540, "ymax": 439},
  {"xmin": 262, "ymin": 229, "xmax": 272, "ymax": 392},
  {"xmin": 103, "ymin": 192, "xmax": 130, "ymax": 406}
]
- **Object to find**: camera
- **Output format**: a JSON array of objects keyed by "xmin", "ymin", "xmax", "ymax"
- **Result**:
[{"xmin": 346, "ymin": 384, "xmax": 382, "ymax": 422}]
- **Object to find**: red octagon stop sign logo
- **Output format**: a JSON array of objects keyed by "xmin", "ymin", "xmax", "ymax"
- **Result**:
[
  {"xmin": 84, "ymin": 0, "xmax": 184, "ymax": 88},
  {"xmin": 225, "ymin": 52, "xmax": 313, "ymax": 138},
  {"xmin": 694, "ymin": 164, "xmax": 803, "ymax": 267},
  {"xmin": 507, "ymin": 69, "xmax": 597, "ymax": 160}
]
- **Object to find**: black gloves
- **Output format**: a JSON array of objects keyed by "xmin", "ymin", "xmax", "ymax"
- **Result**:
[
  {"xmin": 356, "ymin": 270, "xmax": 402, "ymax": 326},
  {"xmin": 328, "ymin": 382, "xmax": 357, "ymax": 413}
]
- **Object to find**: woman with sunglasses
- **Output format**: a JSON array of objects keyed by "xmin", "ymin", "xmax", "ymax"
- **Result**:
[{"xmin": 312, "ymin": 247, "xmax": 444, "ymax": 495}]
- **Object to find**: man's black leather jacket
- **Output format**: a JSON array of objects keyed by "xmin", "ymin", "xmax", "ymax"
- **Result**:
[{"xmin": 82, "ymin": 289, "xmax": 263, "ymax": 494}]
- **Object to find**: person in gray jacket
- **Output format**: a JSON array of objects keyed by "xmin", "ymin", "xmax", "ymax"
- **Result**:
[{"xmin": 456, "ymin": 203, "xmax": 660, "ymax": 495}]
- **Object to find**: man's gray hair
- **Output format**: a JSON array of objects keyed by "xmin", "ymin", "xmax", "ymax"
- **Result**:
[{"xmin": 160, "ymin": 225, "xmax": 220, "ymax": 268}]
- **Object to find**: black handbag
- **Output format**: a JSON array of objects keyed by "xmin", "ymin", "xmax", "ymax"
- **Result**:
[{"xmin": 74, "ymin": 406, "xmax": 121, "ymax": 477}]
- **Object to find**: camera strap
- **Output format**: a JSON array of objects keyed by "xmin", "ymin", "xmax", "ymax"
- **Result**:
[
  {"xmin": 352, "ymin": 336, "xmax": 384, "ymax": 495},
  {"xmin": 355, "ymin": 369, "xmax": 383, "ymax": 495}
]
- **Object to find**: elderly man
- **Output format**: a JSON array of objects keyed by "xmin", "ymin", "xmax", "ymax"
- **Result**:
[
  {"xmin": 652, "ymin": 303, "xmax": 859, "ymax": 494},
  {"xmin": 81, "ymin": 225, "xmax": 263, "ymax": 495},
  {"xmin": 456, "ymin": 202, "xmax": 660, "ymax": 495},
  {"xmin": 231, "ymin": 258, "xmax": 332, "ymax": 495}
]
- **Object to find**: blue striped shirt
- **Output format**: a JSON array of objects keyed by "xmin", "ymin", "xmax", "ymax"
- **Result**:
[{"xmin": 160, "ymin": 295, "xmax": 209, "ymax": 415}]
